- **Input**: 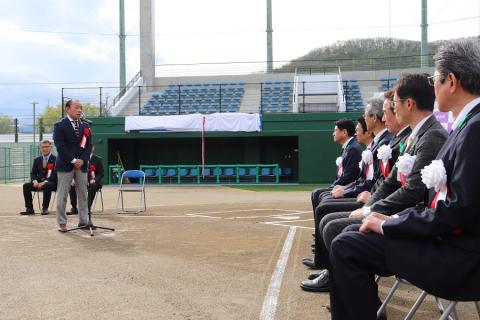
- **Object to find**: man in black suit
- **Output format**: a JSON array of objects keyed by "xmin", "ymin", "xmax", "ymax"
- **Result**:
[
  {"xmin": 20, "ymin": 140, "xmax": 57, "ymax": 215},
  {"xmin": 310, "ymin": 119, "xmax": 363, "ymax": 214},
  {"xmin": 68, "ymin": 146, "xmax": 104, "ymax": 214},
  {"xmin": 303, "ymin": 73, "xmax": 448, "ymax": 293},
  {"xmin": 329, "ymin": 40, "xmax": 480, "ymax": 320},
  {"xmin": 302, "ymin": 98, "xmax": 394, "ymax": 273},
  {"xmin": 53, "ymin": 100, "xmax": 92, "ymax": 232}
]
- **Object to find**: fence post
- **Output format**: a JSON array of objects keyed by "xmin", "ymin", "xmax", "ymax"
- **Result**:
[
  {"xmin": 302, "ymin": 81, "xmax": 306, "ymax": 113},
  {"xmin": 39, "ymin": 118, "xmax": 44, "ymax": 142},
  {"xmin": 99, "ymin": 87, "xmax": 103, "ymax": 117},
  {"xmin": 14, "ymin": 118, "xmax": 18, "ymax": 143},
  {"xmin": 260, "ymin": 82, "xmax": 264, "ymax": 113},
  {"xmin": 138, "ymin": 86, "xmax": 142, "ymax": 115}
]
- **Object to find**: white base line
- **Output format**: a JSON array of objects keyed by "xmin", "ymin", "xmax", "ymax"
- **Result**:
[{"xmin": 259, "ymin": 226, "xmax": 297, "ymax": 320}]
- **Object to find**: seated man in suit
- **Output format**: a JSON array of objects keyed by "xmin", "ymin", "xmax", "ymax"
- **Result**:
[
  {"xmin": 310, "ymin": 119, "xmax": 363, "ymax": 223},
  {"xmin": 68, "ymin": 146, "xmax": 104, "ymax": 214},
  {"xmin": 303, "ymin": 98, "xmax": 395, "ymax": 270},
  {"xmin": 303, "ymin": 73, "xmax": 448, "ymax": 293},
  {"xmin": 329, "ymin": 39, "xmax": 480, "ymax": 320},
  {"xmin": 20, "ymin": 140, "xmax": 57, "ymax": 215}
]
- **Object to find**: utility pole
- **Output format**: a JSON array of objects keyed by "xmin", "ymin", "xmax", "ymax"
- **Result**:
[
  {"xmin": 420, "ymin": 0, "xmax": 429, "ymax": 67},
  {"xmin": 119, "ymin": 0, "xmax": 126, "ymax": 89},
  {"xmin": 266, "ymin": 0, "xmax": 273, "ymax": 73}
]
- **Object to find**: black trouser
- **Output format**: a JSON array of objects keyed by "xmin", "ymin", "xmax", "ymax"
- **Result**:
[
  {"xmin": 87, "ymin": 182, "xmax": 101, "ymax": 211},
  {"xmin": 69, "ymin": 183, "xmax": 101, "ymax": 212},
  {"xmin": 313, "ymin": 199, "xmax": 362, "ymax": 267},
  {"xmin": 329, "ymin": 227, "xmax": 393, "ymax": 320},
  {"xmin": 23, "ymin": 181, "xmax": 57, "ymax": 210},
  {"xmin": 311, "ymin": 187, "xmax": 333, "ymax": 214}
]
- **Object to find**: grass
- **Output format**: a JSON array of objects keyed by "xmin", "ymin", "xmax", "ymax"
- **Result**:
[{"xmin": 227, "ymin": 184, "xmax": 328, "ymax": 192}]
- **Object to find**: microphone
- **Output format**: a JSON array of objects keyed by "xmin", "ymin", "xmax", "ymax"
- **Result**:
[{"xmin": 80, "ymin": 112, "xmax": 93, "ymax": 124}]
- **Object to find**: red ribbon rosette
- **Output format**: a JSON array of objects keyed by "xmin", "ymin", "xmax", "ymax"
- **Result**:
[
  {"xmin": 80, "ymin": 127, "xmax": 91, "ymax": 149},
  {"xmin": 46, "ymin": 162, "xmax": 54, "ymax": 178},
  {"xmin": 89, "ymin": 164, "xmax": 96, "ymax": 180}
]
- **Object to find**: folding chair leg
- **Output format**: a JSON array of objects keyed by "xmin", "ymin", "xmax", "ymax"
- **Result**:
[
  {"xmin": 378, "ymin": 278, "xmax": 400, "ymax": 318},
  {"xmin": 438, "ymin": 301, "xmax": 458, "ymax": 320},
  {"xmin": 404, "ymin": 290, "xmax": 427, "ymax": 320},
  {"xmin": 436, "ymin": 298, "xmax": 457, "ymax": 320}
]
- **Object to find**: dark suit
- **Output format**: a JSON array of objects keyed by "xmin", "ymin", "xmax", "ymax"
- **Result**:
[
  {"xmin": 317, "ymin": 117, "xmax": 446, "ymax": 271},
  {"xmin": 366, "ymin": 115, "xmax": 448, "ymax": 214},
  {"xmin": 329, "ymin": 103, "xmax": 480, "ymax": 319},
  {"xmin": 69, "ymin": 154, "xmax": 104, "ymax": 212},
  {"xmin": 53, "ymin": 117, "xmax": 91, "ymax": 173},
  {"xmin": 311, "ymin": 138, "xmax": 363, "ymax": 212},
  {"xmin": 22, "ymin": 154, "xmax": 57, "ymax": 210}
]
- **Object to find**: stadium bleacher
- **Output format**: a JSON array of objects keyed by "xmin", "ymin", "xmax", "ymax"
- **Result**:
[
  {"xmin": 141, "ymin": 81, "xmax": 246, "ymax": 115},
  {"xmin": 343, "ymin": 79, "xmax": 365, "ymax": 111},
  {"xmin": 261, "ymin": 80, "xmax": 293, "ymax": 113},
  {"xmin": 379, "ymin": 77, "xmax": 397, "ymax": 92}
]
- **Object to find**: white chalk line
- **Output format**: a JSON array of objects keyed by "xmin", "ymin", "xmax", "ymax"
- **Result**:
[{"xmin": 259, "ymin": 226, "xmax": 297, "ymax": 320}]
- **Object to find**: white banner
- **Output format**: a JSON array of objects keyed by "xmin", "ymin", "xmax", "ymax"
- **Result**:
[{"xmin": 125, "ymin": 113, "xmax": 261, "ymax": 132}]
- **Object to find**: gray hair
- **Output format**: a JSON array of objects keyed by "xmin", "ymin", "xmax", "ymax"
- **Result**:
[
  {"xmin": 40, "ymin": 139, "xmax": 52, "ymax": 145},
  {"xmin": 365, "ymin": 98, "xmax": 384, "ymax": 121},
  {"xmin": 434, "ymin": 39, "xmax": 480, "ymax": 95}
]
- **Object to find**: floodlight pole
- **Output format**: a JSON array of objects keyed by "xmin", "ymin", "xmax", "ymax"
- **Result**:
[
  {"xmin": 420, "ymin": 0, "xmax": 429, "ymax": 67},
  {"xmin": 266, "ymin": 0, "xmax": 273, "ymax": 73},
  {"xmin": 119, "ymin": 0, "xmax": 126, "ymax": 90}
]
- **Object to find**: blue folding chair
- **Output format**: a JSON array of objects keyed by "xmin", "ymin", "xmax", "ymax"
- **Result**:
[{"xmin": 117, "ymin": 170, "xmax": 146, "ymax": 213}]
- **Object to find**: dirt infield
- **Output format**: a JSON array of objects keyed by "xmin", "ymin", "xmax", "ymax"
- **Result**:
[{"xmin": 0, "ymin": 184, "xmax": 475, "ymax": 319}]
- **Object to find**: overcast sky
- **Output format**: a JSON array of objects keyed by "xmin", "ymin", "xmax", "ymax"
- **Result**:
[{"xmin": 0, "ymin": 0, "xmax": 479, "ymax": 119}]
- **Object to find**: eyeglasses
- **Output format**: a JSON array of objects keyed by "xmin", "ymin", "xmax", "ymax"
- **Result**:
[
  {"xmin": 428, "ymin": 74, "xmax": 442, "ymax": 86},
  {"xmin": 392, "ymin": 98, "xmax": 405, "ymax": 108}
]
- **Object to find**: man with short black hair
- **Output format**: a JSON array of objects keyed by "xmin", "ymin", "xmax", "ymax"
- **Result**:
[{"xmin": 20, "ymin": 140, "xmax": 57, "ymax": 215}]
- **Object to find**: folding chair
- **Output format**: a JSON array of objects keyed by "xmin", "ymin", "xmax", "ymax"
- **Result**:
[
  {"xmin": 31, "ymin": 190, "xmax": 56, "ymax": 212},
  {"xmin": 91, "ymin": 187, "xmax": 104, "ymax": 213},
  {"xmin": 117, "ymin": 170, "xmax": 146, "ymax": 213}
]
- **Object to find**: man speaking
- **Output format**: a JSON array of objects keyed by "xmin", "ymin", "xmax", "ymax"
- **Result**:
[{"xmin": 53, "ymin": 100, "xmax": 92, "ymax": 232}]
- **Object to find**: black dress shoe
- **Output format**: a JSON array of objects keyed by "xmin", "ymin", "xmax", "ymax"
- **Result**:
[
  {"xmin": 20, "ymin": 208, "xmax": 35, "ymax": 215},
  {"xmin": 67, "ymin": 207, "xmax": 78, "ymax": 215},
  {"xmin": 300, "ymin": 270, "xmax": 330, "ymax": 292},
  {"xmin": 78, "ymin": 222, "xmax": 96, "ymax": 230},
  {"xmin": 302, "ymin": 258, "xmax": 321, "ymax": 269},
  {"xmin": 308, "ymin": 269, "xmax": 328, "ymax": 280},
  {"xmin": 41, "ymin": 208, "xmax": 49, "ymax": 215}
]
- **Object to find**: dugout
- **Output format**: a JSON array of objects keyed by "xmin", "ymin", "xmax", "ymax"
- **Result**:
[{"xmin": 90, "ymin": 112, "xmax": 360, "ymax": 184}]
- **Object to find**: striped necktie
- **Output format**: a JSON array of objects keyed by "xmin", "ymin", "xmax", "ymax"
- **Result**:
[{"xmin": 73, "ymin": 120, "xmax": 80, "ymax": 138}]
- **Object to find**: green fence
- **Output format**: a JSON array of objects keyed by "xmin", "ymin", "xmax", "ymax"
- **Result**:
[{"xmin": 0, "ymin": 144, "xmax": 41, "ymax": 184}]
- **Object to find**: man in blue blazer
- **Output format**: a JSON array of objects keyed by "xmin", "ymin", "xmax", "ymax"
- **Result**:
[
  {"xmin": 329, "ymin": 39, "xmax": 480, "ymax": 319},
  {"xmin": 53, "ymin": 100, "xmax": 92, "ymax": 232}
]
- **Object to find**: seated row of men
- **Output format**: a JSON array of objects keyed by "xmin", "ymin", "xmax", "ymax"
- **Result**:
[
  {"xmin": 302, "ymin": 39, "xmax": 480, "ymax": 319},
  {"xmin": 20, "ymin": 140, "xmax": 104, "ymax": 215}
]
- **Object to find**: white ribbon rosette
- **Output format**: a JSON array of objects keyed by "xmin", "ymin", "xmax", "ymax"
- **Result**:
[
  {"xmin": 396, "ymin": 153, "xmax": 416, "ymax": 186},
  {"xmin": 377, "ymin": 145, "xmax": 393, "ymax": 178},
  {"xmin": 421, "ymin": 159, "xmax": 448, "ymax": 208},
  {"xmin": 336, "ymin": 156, "xmax": 343, "ymax": 177},
  {"xmin": 361, "ymin": 150, "xmax": 374, "ymax": 180}
]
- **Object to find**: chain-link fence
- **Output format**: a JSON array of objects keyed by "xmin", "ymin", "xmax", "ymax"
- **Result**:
[{"xmin": 0, "ymin": 143, "xmax": 44, "ymax": 183}]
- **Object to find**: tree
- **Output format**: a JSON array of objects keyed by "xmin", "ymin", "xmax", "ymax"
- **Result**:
[
  {"xmin": 39, "ymin": 103, "xmax": 99, "ymax": 133},
  {"xmin": 0, "ymin": 115, "xmax": 14, "ymax": 134}
]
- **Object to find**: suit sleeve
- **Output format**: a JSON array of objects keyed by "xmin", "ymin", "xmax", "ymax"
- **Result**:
[
  {"xmin": 369, "ymin": 129, "xmax": 447, "ymax": 215},
  {"xmin": 53, "ymin": 122, "xmax": 76, "ymax": 163},
  {"xmin": 383, "ymin": 123, "xmax": 480, "ymax": 238},
  {"xmin": 30, "ymin": 158, "xmax": 40, "ymax": 182},
  {"xmin": 334, "ymin": 146, "xmax": 361, "ymax": 186}
]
